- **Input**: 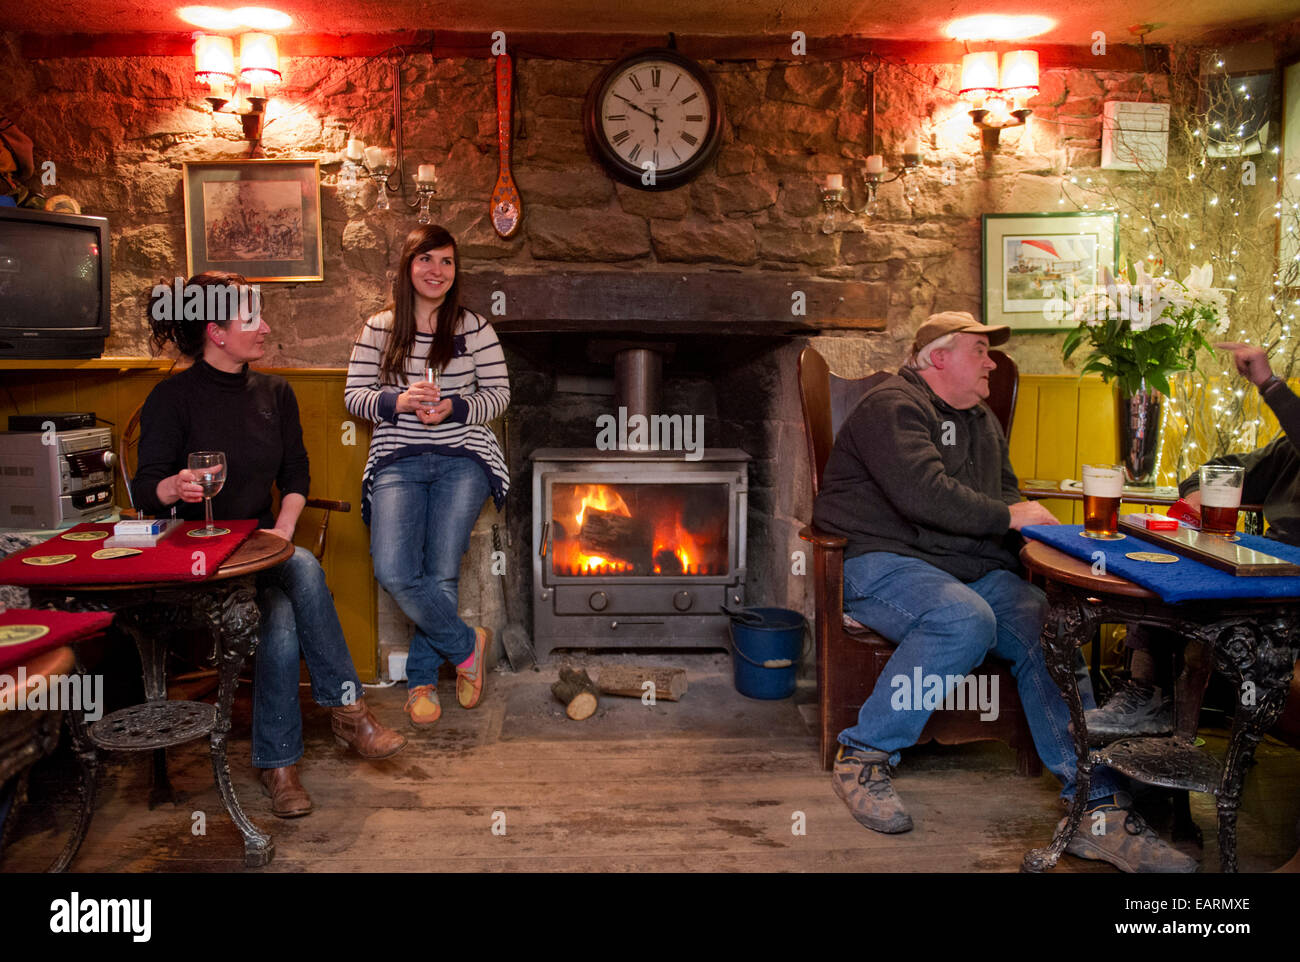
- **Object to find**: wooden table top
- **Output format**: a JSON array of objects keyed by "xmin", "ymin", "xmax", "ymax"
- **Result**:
[
  {"xmin": 29, "ymin": 531, "xmax": 294, "ymax": 593},
  {"xmin": 1020, "ymin": 539, "xmax": 1160, "ymax": 600}
]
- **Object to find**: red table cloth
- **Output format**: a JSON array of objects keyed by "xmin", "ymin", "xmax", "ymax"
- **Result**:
[
  {"xmin": 0, "ymin": 520, "xmax": 258, "ymax": 587},
  {"xmin": 0, "ymin": 608, "xmax": 114, "ymax": 671}
]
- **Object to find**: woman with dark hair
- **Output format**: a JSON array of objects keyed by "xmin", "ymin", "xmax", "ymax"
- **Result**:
[
  {"xmin": 345, "ymin": 226, "xmax": 510, "ymax": 727},
  {"xmin": 134, "ymin": 270, "xmax": 407, "ymax": 818}
]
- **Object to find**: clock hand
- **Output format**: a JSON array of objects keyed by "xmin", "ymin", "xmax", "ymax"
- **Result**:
[{"xmin": 614, "ymin": 94, "xmax": 656, "ymax": 120}]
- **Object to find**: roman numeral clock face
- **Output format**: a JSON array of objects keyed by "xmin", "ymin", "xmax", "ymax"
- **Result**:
[{"xmin": 584, "ymin": 49, "xmax": 723, "ymax": 191}]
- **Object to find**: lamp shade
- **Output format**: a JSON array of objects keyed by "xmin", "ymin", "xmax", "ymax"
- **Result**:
[
  {"xmin": 959, "ymin": 51, "xmax": 1000, "ymax": 95},
  {"xmin": 194, "ymin": 34, "xmax": 236, "ymax": 84},
  {"xmin": 1000, "ymin": 50, "xmax": 1040, "ymax": 94},
  {"xmin": 239, "ymin": 32, "xmax": 281, "ymax": 85}
]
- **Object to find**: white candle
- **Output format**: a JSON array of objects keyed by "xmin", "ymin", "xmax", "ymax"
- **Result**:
[
  {"xmin": 903, "ymin": 136, "xmax": 921, "ymax": 156},
  {"xmin": 364, "ymin": 146, "xmax": 385, "ymax": 169},
  {"xmin": 417, "ymin": 164, "xmax": 437, "ymax": 184},
  {"xmin": 865, "ymin": 155, "xmax": 884, "ymax": 174},
  {"xmin": 824, "ymin": 173, "xmax": 843, "ymax": 190},
  {"xmin": 346, "ymin": 139, "xmax": 364, "ymax": 162}
]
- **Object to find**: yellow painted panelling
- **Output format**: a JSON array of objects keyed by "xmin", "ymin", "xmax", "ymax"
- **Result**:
[
  {"xmin": 1007, "ymin": 382, "xmax": 1038, "ymax": 479},
  {"xmin": 1032, "ymin": 379, "xmax": 1084, "ymax": 524}
]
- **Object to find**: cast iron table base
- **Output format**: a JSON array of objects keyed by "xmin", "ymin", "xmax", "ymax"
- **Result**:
[
  {"xmin": 32, "ymin": 575, "xmax": 274, "ymax": 868},
  {"xmin": 1020, "ymin": 542, "xmax": 1300, "ymax": 873}
]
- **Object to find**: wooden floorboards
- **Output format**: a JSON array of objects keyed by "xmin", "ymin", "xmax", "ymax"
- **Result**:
[{"xmin": 4, "ymin": 653, "xmax": 1298, "ymax": 873}]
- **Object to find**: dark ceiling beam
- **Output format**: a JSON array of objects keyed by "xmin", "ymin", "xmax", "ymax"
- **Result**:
[{"xmin": 20, "ymin": 31, "xmax": 1169, "ymax": 71}]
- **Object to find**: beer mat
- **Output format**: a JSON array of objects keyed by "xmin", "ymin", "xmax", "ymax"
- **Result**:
[
  {"xmin": 0, "ymin": 609, "xmax": 114, "ymax": 672},
  {"xmin": 0, "ymin": 520, "xmax": 257, "ymax": 587},
  {"xmin": 1022, "ymin": 525, "xmax": 1300, "ymax": 603}
]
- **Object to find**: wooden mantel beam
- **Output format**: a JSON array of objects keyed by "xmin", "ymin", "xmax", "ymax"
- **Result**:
[{"xmin": 20, "ymin": 31, "xmax": 1168, "ymax": 72}]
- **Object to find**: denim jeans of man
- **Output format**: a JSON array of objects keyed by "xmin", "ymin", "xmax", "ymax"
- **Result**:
[
  {"xmin": 839, "ymin": 551, "xmax": 1120, "ymax": 802},
  {"xmin": 253, "ymin": 545, "xmax": 362, "ymax": 768},
  {"xmin": 369, "ymin": 452, "xmax": 490, "ymax": 689}
]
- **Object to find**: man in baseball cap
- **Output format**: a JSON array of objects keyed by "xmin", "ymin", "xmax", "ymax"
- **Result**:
[{"xmin": 811, "ymin": 310, "xmax": 1195, "ymax": 872}]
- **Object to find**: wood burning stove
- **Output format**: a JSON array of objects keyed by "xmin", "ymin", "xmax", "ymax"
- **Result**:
[{"xmin": 531, "ymin": 448, "xmax": 749, "ymax": 657}]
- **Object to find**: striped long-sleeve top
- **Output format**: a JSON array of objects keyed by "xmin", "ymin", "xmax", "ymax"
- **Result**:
[{"xmin": 344, "ymin": 307, "xmax": 511, "ymax": 523}]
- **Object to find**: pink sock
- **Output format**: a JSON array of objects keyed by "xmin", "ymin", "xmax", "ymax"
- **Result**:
[{"xmin": 456, "ymin": 650, "xmax": 476, "ymax": 670}]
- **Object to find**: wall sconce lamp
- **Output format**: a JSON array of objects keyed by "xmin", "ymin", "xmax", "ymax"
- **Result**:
[
  {"xmin": 341, "ymin": 61, "xmax": 439, "ymax": 218},
  {"xmin": 819, "ymin": 67, "xmax": 923, "ymax": 233},
  {"xmin": 960, "ymin": 49, "xmax": 1039, "ymax": 152},
  {"xmin": 194, "ymin": 31, "xmax": 281, "ymax": 157}
]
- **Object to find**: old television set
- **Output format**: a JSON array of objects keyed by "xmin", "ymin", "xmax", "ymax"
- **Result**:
[{"xmin": 0, "ymin": 206, "xmax": 111, "ymax": 358}]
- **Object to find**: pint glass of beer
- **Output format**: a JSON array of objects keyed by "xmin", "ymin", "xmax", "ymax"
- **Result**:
[
  {"xmin": 1082, "ymin": 463, "xmax": 1124, "ymax": 539},
  {"xmin": 1199, "ymin": 464, "xmax": 1244, "ymax": 537}
]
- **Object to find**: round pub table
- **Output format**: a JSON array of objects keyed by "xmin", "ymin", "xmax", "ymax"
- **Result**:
[
  {"xmin": 1019, "ymin": 538, "xmax": 1300, "ymax": 873},
  {"xmin": 28, "ymin": 530, "xmax": 294, "ymax": 868}
]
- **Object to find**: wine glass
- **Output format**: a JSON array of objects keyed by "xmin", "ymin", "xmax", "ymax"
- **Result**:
[{"xmin": 188, "ymin": 451, "xmax": 226, "ymax": 537}]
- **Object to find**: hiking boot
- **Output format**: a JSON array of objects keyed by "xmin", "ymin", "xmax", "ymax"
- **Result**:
[
  {"xmin": 1060, "ymin": 806, "xmax": 1198, "ymax": 873},
  {"xmin": 1085, "ymin": 679, "xmax": 1173, "ymax": 745},
  {"xmin": 831, "ymin": 746, "xmax": 913, "ymax": 834}
]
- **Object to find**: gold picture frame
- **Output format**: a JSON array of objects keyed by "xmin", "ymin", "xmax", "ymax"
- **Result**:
[{"xmin": 182, "ymin": 159, "xmax": 323, "ymax": 283}]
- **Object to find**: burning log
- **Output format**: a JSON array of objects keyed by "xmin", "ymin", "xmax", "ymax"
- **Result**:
[
  {"xmin": 579, "ymin": 508, "xmax": 653, "ymax": 569},
  {"xmin": 597, "ymin": 666, "xmax": 688, "ymax": 702},
  {"xmin": 551, "ymin": 667, "xmax": 599, "ymax": 720}
]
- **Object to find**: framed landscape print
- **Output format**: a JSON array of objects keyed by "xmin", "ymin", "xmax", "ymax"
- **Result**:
[
  {"xmin": 982, "ymin": 211, "xmax": 1118, "ymax": 332},
  {"xmin": 183, "ymin": 159, "xmax": 323, "ymax": 282}
]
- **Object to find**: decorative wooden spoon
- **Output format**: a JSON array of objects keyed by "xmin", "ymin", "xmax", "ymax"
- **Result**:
[{"xmin": 490, "ymin": 53, "xmax": 522, "ymax": 239}]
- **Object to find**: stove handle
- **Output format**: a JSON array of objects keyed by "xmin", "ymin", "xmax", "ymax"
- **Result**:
[{"xmin": 539, "ymin": 520, "xmax": 551, "ymax": 558}]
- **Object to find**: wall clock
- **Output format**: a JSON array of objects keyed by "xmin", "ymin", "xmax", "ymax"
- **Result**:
[{"xmin": 583, "ymin": 47, "xmax": 724, "ymax": 191}]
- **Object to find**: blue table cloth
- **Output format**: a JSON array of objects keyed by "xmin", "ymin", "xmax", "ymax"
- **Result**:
[{"xmin": 1021, "ymin": 525, "xmax": 1300, "ymax": 604}]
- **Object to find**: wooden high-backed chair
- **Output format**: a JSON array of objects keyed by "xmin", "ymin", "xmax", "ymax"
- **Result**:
[{"xmin": 797, "ymin": 347, "xmax": 1042, "ymax": 774}]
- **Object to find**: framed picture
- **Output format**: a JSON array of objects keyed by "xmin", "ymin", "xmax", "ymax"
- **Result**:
[
  {"xmin": 183, "ymin": 159, "xmax": 323, "ymax": 282},
  {"xmin": 982, "ymin": 211, "xmax": 1118, "ymax": 332}
]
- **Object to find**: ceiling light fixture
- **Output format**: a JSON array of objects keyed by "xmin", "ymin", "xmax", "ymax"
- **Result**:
[{"xmin": 945, "ymin": 15, "xmax": 1054, "ymax": 41}]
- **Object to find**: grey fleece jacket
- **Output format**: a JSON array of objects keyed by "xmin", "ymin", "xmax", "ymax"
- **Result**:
[{"xmin": 811, "ymin": 365, "xmax": 1025, "ymax": 582}]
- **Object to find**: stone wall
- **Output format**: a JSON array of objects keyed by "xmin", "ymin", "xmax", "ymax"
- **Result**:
[{"xmin": 3, "ymin": 33, "xmax": 1174, "ymax": 374}]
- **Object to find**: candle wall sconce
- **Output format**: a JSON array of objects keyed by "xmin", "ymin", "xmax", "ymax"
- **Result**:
[
  {"xmin": 345, "ymin": 59, "xmax": 439, "ymax": 217},
  {"xmin": 818, "ymin": 66, "xmax": 924, "ymax": 233},
  {"xmin": 194, "ymin": 32, "xmax": 281, "ymax": 157}
]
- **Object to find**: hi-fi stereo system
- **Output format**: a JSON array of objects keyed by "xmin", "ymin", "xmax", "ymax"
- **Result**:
[{"xmin": 0, "ymin": 411, "xmax": 117, "ymax": 529}]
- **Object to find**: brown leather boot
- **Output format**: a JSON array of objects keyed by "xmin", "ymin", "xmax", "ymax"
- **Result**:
[
  {"xmin": 259, "ymin": 764, "xmax": 312, "ymax": 818},
  {"xmin": 331, "ymin": 698, "xmax": 408, "ymax": 760}
]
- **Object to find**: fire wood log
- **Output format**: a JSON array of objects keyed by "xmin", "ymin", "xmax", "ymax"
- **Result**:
[
  {"xmin": 551, "ymin": 667, "xmax": 599, "ymax": 720},
  {"xmin": 596, "ymin": 666, "xmax": 688, "ymax": 702},
  {"xmin": 579, "ymin": 509, "xmax": 653, "ymax": 569}
]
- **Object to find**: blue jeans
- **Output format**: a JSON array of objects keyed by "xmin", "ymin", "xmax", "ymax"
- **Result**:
[
  {"xmin": 839, "ymin": 552, "xmax": 1119, "ymax": 802},
  {"xmin": 253, "ymin": 546, "xmax": 362, "ymax": 768},
  {"xmin": 369, "ymin": 452, "xmax": 490, "ymax": 689}
]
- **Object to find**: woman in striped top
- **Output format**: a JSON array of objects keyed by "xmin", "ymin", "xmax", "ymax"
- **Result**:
[{"xmin": 344, "ymin": 225, "xmax": 511, "ymax": 727}]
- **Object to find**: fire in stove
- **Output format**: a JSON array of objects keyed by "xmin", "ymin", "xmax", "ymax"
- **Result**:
[{"xmin": 550, "ymin": 482, "xmax": 728, "ymax": 577}]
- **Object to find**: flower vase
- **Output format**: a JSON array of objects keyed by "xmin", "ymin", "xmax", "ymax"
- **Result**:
[{"xmin": 1117, "ymin": 381, "xmax": 1164, "ymax": 486}]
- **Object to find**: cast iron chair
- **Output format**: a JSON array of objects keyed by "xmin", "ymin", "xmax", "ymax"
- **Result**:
[{"xmin": 798, "ymin": 346, "xmax": 1042, "ymax": 774}]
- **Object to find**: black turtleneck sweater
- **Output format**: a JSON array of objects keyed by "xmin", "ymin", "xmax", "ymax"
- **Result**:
[{"xmin": 130, "ymin": 359, "xmax": 311, "ymax": 529}]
